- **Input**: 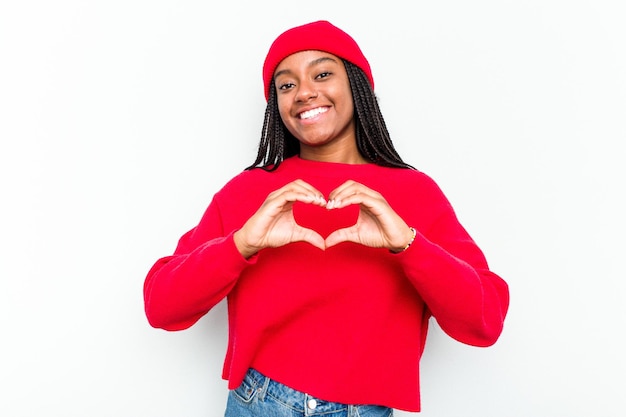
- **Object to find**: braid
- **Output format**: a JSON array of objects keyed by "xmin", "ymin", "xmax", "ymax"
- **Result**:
[
  {"xmin": 246, "ymin": 81, "xmax": 299, "ymax": 171},
  {"xmin": 343, "ymin": 60, "xmax": 414, "ymax": 169},
  {"xmin": 247, "ymin": 61, "xmax": 414, "ymax": 171}
]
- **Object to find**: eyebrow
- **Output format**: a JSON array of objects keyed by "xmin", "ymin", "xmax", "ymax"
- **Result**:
[{"xmin": 273, "ymin": 56, "xmax": 339, "ymax": 80}]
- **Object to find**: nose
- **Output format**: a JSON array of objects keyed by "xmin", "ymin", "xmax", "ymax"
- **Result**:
[{"xmin": 295, "ymin": 80, "xmax": 318, "ymax": 102}]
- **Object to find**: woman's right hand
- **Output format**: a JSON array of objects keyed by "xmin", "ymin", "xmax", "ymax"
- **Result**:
[{"xmin": 233, "ymin": 179, "xmax": 327, "ymax": 258}]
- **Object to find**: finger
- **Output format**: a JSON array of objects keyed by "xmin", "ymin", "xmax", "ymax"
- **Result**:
[
  {"xmin": 327, "ymin": 182, "xmax": 379, "ymax": 209},
  {"xmin": 289, "ymin": 180, "xmax": 327, "ymax": 204},
  {"xmin": 325, "ymin": 227, "xmax": 359, "ymax": 248},
  {"xmin": 327, "ymin": 190, "xmax": 383, "ymax": 212},
  {"xmin": 265, "ymin": 188, "xmax": 325, "ymax": 211},
  {"xmin": 327, "ymin": 180, "xmax": 369, "ymax": 202},
  {"xmin": 267, "ymin": 180, "xmax": 321, "ymax": 200},
  {"xmin": 326, "ymin": 179, "xmax": 357, "ymax": 199},
  {"xmin": 293, "ymin": 226, "xmax": 326, "ymax": 250}
]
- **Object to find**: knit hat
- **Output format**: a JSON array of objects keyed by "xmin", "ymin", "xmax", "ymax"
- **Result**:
[{"xmin": 262, "ymin": 20, "xmax": 374, "ymax": 100}]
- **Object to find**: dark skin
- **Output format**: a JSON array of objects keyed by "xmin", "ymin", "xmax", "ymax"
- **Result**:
[{"xmin": 234, "ymin": 51, "xmax": 413, "ymax": 258}]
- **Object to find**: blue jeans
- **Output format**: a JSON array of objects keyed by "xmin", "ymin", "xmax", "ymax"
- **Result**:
[{"xmin": 224, "ymin": 368, "xmax": 393, "ymax": 417}]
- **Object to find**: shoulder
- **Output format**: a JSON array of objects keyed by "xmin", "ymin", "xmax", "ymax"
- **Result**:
[
  {"xmin": 213, "ymin": 160, "xmax": 298, "ymax": 202},
  {"xmin": 213, "ymin": 168, "xmax": 268, "ymax": 202},
  {"xmin": 373, "ymin": 166, "xmax": 444, "ymax": 195},
  {"xmin": 371, "ymin": 166, "xmax": 453, "ymax": 218},
  {"xmin": 221, "ymin": 167, "xmax": 272, "ymax": 189}
]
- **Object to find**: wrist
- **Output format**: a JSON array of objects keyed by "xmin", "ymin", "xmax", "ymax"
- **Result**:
[
  {"xmin": 390, "ymin": 226, "xmax": 416, "ymax": 254},
  {"xmin": 234, "ymin": 229, "xmax": 259, "ymax": 259}
]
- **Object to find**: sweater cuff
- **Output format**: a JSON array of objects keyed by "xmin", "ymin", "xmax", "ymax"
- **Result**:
[{"xmin": 222, "ymin": 230, "xmax": 259, "ymax": 267}]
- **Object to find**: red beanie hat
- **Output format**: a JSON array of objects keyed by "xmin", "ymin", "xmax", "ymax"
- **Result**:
[{"xmin": 262, "ymin": 20, "xmax": 374, "ymax": 101}]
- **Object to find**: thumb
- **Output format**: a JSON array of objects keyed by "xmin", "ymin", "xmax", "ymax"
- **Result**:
[
  {"xmin": 325, "ymin": 227, "xmax": 358, "ymax": 249},
  {"xmin": 294, "ymin": 226, "xmax": 326, "ymax": 251}
]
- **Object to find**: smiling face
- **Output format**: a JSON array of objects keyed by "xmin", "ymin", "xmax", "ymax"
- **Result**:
[{"xmin": 273, "ymin": 50, "xmax": 365, "ymax": 163}]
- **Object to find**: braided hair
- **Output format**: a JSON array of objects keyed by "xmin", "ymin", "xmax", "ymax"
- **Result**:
[{"xmin": 246, "ymin": 59, "xmax": 414, "ymax": 171}]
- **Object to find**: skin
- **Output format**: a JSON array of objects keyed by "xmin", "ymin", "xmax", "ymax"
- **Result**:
[
  {"xmin": 274, "ymin": 50, "xmax": 363, "ymax": 164},
  {"xmin": 234, "ymin": 51, "xmax": 413, "ymax": 258}
]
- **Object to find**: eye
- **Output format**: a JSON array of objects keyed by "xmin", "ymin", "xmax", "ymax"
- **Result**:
[
  {"xmin": 316, "ymin": 71, "xmax": 332, "ymax": 80},
  {"xmin": 277, "ymin": 82, "xmax": 295, "ymax": 91}
]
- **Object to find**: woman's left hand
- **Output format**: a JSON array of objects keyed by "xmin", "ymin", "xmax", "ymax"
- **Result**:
[{"xmin": 324, "ymin": 180, "xmax": 414, "ymax": 251}]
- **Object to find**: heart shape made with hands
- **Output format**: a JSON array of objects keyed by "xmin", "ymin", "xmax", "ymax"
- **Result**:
[{"xmin": 292, "ymin": 200, "xmax": 359, "ymax": 239}]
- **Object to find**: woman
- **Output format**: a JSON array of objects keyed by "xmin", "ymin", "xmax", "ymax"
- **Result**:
[{"xmin": 144, "ymin": 20, "xmax": 509, "ymax": 416}]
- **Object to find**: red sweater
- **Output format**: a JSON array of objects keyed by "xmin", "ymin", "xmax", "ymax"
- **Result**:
[{"xmin": 143, "ymin": 156, "xmax": 509, "ymax": 412}]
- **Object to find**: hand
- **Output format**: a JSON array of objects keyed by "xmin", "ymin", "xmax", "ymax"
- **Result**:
[
  {"xmin": 324, "ymin": 180, "xmax": 414, "ymax": 251},
  {"xmin": 234, "ymin": 180, "xmax": 327, "ymax": 258}
]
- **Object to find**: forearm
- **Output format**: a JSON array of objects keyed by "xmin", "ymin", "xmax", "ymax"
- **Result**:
[
  {"xmin": 143, "ymin": 233, "xmax": 253, "ymax": 330},
  {"xmin": 399, "ymin": 233, "xmax": 509, "ymax": 346}
]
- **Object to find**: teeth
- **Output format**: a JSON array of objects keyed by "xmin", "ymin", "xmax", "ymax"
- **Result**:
[{"xmin": 299, "ymin": 107, "xmax": 328, "ymax": 119}]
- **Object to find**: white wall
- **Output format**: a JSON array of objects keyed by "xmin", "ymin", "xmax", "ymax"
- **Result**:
[{"xmin": 1, "ymin": 1, "xmax": 624, "ymax": 416}]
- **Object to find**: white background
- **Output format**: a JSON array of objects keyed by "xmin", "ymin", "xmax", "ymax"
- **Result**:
[{"xmin": 1, "ymin": 1, "xmax": 625, "ymax": 416}]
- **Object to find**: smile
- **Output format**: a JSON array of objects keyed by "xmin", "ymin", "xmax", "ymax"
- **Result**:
[{"xmin": 299, "ymin": 107, "xmax": 328, "ymax": 120}]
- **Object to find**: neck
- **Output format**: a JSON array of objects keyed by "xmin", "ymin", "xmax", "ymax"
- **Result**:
[{"xmin": 299, "ymin": 143, "xmax": 368, "ymax": 165}]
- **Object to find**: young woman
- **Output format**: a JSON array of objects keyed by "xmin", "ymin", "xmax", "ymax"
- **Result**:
[{"xmin": 144, "ymin": 20, "xmax": 509, "ymax": 416}]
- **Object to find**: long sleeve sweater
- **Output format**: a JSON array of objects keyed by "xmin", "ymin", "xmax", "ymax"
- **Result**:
[{"xmin": 143, "ymin": 156, "xmax": 509, "ymax": 412}]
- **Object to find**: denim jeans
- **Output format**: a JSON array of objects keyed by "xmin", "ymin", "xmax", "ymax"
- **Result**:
[{"xmin": 224, "ymin": 368, "xmax": 393, "ymax": 417}]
